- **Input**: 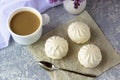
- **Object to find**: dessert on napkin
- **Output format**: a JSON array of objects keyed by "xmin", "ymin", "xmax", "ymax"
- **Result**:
[
  {"xmin": 27, "ymin": 11, "xmax": 120, "ymax": 80},
  {"xmin": 44, "ymin": 21, "xmax": 102, "ymax": 69}
]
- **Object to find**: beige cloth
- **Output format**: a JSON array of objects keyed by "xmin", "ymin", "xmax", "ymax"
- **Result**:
[{"xmin": 27, "ymin": 11, "xmax": 120, "ymax": 80}]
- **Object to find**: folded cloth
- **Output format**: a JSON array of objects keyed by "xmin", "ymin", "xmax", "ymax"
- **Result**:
[{"xmin": 0, "ymin": 0, "xmax": 62, "ymax": 49}]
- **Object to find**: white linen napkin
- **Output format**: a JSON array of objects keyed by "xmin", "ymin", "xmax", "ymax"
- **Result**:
[{"xmin": 0, "ymin": 0, "xmax": 62, "ymax": 49}]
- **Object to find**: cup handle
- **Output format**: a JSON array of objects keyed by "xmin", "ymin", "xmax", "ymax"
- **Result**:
[{"xmin": 42, "ymin": 14, "xmax": 50, "ymax": 26}]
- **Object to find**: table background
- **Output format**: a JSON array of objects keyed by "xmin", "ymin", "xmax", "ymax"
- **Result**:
[{"xmin": 0, "ymin": 0, "xmax": 120, "ymax": 80}]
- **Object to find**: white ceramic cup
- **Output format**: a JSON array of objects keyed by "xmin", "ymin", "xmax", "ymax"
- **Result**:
[{"xmin": 8, "ymin": 7, "xmax": 50, "ymax": 45}]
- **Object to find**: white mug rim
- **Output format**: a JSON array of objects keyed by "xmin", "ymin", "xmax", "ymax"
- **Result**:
[{"xmin": 8, "ymin": 7, "xmax": 42, "ymax": 38}]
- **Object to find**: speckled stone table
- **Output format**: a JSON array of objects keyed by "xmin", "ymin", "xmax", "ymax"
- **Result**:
[{"xmin": 0, "ymin": 0, "xmax": 120, "ymax": 80}]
